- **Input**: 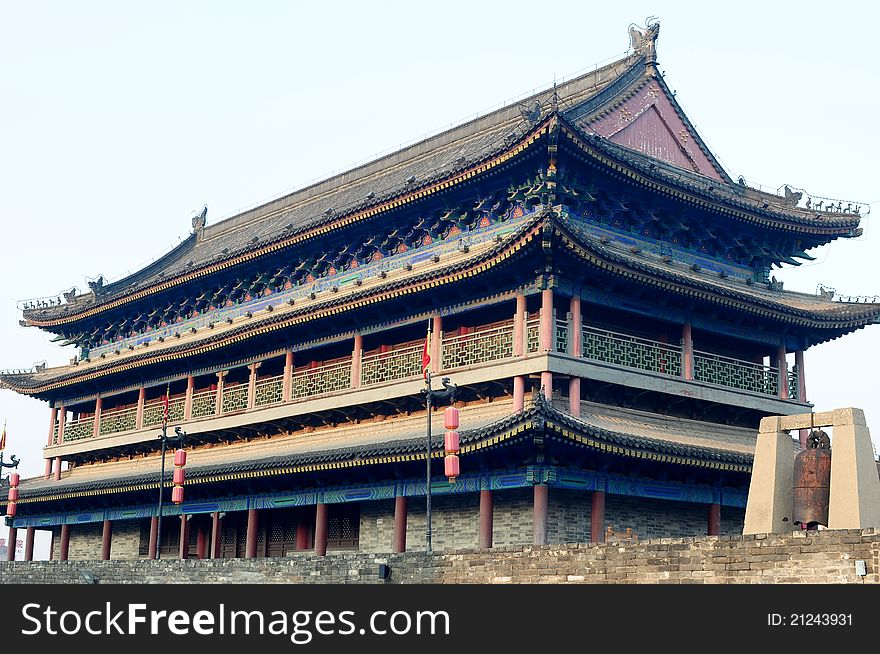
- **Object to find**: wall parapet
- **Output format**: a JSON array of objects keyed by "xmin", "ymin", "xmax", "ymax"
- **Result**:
[{"xmin": 1, "ymin": 529, "xmax": 877, "ymax": 584}]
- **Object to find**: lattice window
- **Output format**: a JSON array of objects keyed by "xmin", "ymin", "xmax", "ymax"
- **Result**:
[
  {"xmin": 52, "ymin": 420, "xmax": 59, "ymax": 445},
  {"xmin": 327, "ymin": 505, "xmax": 360, "ymax": 550},
  {"xmin": 441, "ymin": 326, "xmax": 514, "ymax": 370},
  {"xmin": 254, "ymin": 376, "xmax": 284, "ymax": 407},
  {"xmin": 693, "ymin": 351, "xmax": 777, "ymax": 396},
  {"xmin": 62, "ymin": 417, "xmax": 93, "ymax": 442},
  {"xmin": 190, "ymin": 390, "xmax": 218, "ymax": 419},
  {"xmin": 361, "ymin": 345, "xmax": 422, "ymax": 385},
  {"xmin": 290, "ymin": 361, "xmax": 352, "ymax": 400},
  {"xmin": 582, "ymin": 326, "xmax": 682, "ymax": 377},
  {"xmin": 221, "ymin": 384, "xmax": 248, "ymax": 413},
  {"xmin": 99, "ymin": 406, "xmax": 138, "ymax": 436}
]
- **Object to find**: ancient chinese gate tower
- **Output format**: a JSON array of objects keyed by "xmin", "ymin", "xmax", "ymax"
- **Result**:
[{"xmin": 2, "ymin": 24, "xmax": 876, "ymax": 561}]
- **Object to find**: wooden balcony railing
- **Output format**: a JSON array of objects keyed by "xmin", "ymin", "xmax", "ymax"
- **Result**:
[{"xmin": 60, "ymin": 317, "xmax": 803, "ymax": 444}]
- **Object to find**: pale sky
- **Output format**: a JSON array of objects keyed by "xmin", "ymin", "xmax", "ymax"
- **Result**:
[{"xmin": 1, "ymin": 2, "xmax": 878, "ymax": 556}]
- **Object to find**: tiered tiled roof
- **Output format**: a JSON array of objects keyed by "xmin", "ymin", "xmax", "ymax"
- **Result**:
[{"xmin": 12, "ymin": 395, "xmax": 755, "ymax": 505}]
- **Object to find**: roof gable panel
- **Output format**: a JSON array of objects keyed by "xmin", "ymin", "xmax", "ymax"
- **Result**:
[{"xmin": 585, "ymin": 80, "xmax": 725, "ymax": 181}]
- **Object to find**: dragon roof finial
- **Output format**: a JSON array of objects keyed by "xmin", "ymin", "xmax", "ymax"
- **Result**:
[{"xmin": 629, "ymin": 17, "xmax": 660, "ymax": 63}]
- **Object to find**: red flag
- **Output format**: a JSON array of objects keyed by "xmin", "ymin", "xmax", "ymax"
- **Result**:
[
  {"xmin": 0, "ymin": 421, "xmax": 6, "ymax": 451},
  {"xmin": 162, "ymin": 385, "xmax": 170, "ymax": 425},
  {"xmin": 422, "ymin": 320, "xmax": 432, "ymax": 379}
]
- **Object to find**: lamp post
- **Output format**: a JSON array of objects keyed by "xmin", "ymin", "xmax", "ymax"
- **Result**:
[
  {"xmin": 420, "ymin": 372, "xmax": 456, "ymax": 554},
  {"xmin": 155, "ymin": 425, "xmax": 186, "ymax": 560},
  {"xmin": 2, "ymin": 452, "xmax": 21, "ymax": 527}
]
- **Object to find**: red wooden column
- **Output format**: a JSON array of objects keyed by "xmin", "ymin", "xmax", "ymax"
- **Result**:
[
  {"xmin": 540, "ymin": 289, "xmax": 554, "ymax": 394},
  {"xmin": 54, "ymin": 405, "xmax": 66, "ymax": 481},
  {"xmin": 777, "ymin": 345, "xmax": 789, "ymax": 400},
  {"xmin": 246, "ymin": 362, "xmax": 261, "ymax": 409},
  {"xmin": 568, "ymin": 296, "xmax": 582, "ymax": 416},
  {"xmin": 708, "ymin": 503, "xmax": 721, "ymax": 536},
  {"xmin": 24, "ymin": 527, "xmax": 35, "ymax": 561},
  {"xmin": 682, "ymin": 322, "xmax": 694, "ymax": 381},
  {"xmin": 479, "ymin": 490, "xmax": 493, "ymax": 549},
  {"xmin": 6, "ymin": 527, "xmax": 17, "ymax": 561},
  {"xmin": 210, "ymin": 512, "xmax": 222, "ymax": 559},
  {"xmin": 533, "ymin": 485, "xmax": 548, "ymax": 546},
  {"xmin": 101, "ymin": 520, "xmax": 112, "ymax": 560},
  {"xmin": 48, "ymin": 530, "xmax": 54, "ymax": 561},
  {"xmin": 351, "ymin": 335, "xmax": 363, "ymax": 389},
  {"xmin": 795, "ymin": 349, "xmax": 808, "ymax": 447},
  {"xmin": 245, "ymin": 509, "xmax": 259, "ymax": 558},
  {"xmin": 282, "ymin": 351, "xmax": 294, "ymax": 402},
  {"xmin": 591, "ymin": 491, "xmax": 605, "ymax": 543},
  {"xmin": 295, "ymin": 513, "xmax": 310, "ymax": 551},
  {"xmin": 92, "ymin": 396, "xmax": 103, "ymax": 438},
  {"xmin": 44, "ymin": 406, "xmax": 58, "ymax": 479},
  {"xmin": 513, "ymin": 293, "xmax": 527, "ymax": 356},
  {"xmin": 513, "ymin": 376, "xmax": 526, "ymax": 413},
  {"xmin": 214, "ymin": 371, "xmax": 227, "ymax": 415},
  {"xmin": 183, "ymin": 375, "xmax": 195, "ymax": 421},
  {"xmin": 431, "ymin": 314, "xmax": 442, "ymax": 373},
  {"xmin": 135, "ymin": 387, "xmax": 146, "ymax": 430},
  {"xmin": 178, "ymin": 515, "xmax": 190, "ymax": 560},
  {"xmin": 59, "ymin": 525, "xmax": 70, "ymax": 561},
  {"xmin": 147, "ymin": 517, "xmax": 159, "ymax": 560},
  {"xmin": 513, "ymin": 293, "xmax": 527, "ymax": 412},
  {"xmin": 392, "ymin": 496, "xmax": 407, "ymax": 553},
  {"xmin": 314, "ymin": 503, "xmax": 329, "ymax": 556},
  {"xmin": 196, "ymin": 521, "xmax": 208, "ymax": 559}
]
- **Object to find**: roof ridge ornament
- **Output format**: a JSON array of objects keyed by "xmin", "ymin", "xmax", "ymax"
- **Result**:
[
  {"xmin": 192, "ymin": 205, "xmax": 207, "ymax": 241},
  {"xmin": 628, "ymin": 17, "xmax": 660, "ymax": 64}
]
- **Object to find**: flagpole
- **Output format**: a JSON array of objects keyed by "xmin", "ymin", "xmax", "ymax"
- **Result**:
[{"xmin": 424, "ymin": 319, "xmax": 433, "ymax": 554}]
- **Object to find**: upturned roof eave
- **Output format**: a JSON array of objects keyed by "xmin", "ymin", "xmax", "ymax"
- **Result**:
[{"xmin": 10, "ymin": 398, "xmax": 753, "ymax": 504}]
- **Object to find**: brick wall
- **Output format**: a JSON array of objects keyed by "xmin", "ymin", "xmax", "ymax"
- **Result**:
[
  {"xmin": 4, "ymin": 529, "xmax": 878, "ymax": 584},
  {"xmin": 45, "ymin": 493, "xmax": 745, "ymax": 560},
  {"xmin": 51, "ymin": 521, "xmax": 142, "ymax": 561},
  {"xmin": 605, "ymin": 495, "xmax": 709, "ymax": 540}
]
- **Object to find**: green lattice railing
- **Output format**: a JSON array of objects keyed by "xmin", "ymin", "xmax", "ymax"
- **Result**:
[
  {"xmin": 361, "ymin": 344, "xmax": 422, "ymax": 385},
  {"xmin": 98, "ymin": 406, "xmax": 137, "ymax": 436},
  {"xmin": 62, "ymin": 416, "xmax": 93, "ymax": 442},
  {"xmin": 255, "ymin": 375, "xmax": 284, "ymax": 407},
  {"xmin": 221, "ymin": 384, "xmax": 248, "ymax": 414},
  {"xmin": 788, "ymin": 368, "xmax": 800, "ymax": 401},
  {"xmin": 190, "ymin": 389, "xmax": 217, "ymax": 419},
  {"xmin": 290, "ymin": 360, "xmax": 351, "ymax": 400},
  {"xmin": 59, "ymin": 313, "xmax": 810, "ymax": 445},
  {"xmin": 141, "ymin": 396, "xmax": 186, "ymax": 428},
  {"xmin": 693, "ymin": 350, "xmax": 777, "ymax": 396},
  {"xmin": 442, "ymin": 325, "xmax": 514, "ymax": 370},
  {"xmin": 526, "ymin": 318, "xmax": 541, "ymax": 353},
  {"xmin": 582, "ymin": 326, "xmax": 682, "ymax": 377}
]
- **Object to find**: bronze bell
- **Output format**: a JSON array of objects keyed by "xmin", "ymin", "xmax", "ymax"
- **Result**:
[{"xmin": 793, "ymin": 429, "xmax": 831, "ymax": 529}]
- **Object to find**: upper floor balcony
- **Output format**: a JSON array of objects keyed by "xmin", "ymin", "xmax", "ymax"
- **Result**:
[{"xmin": 45, "ymin": 307, "xmax": 806, "ymax": 460}]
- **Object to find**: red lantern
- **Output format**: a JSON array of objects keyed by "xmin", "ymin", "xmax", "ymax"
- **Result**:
[
  {"xmin": 444, "ymin": 407, "xmax": 459, "ymax": 430},
  {"xmin": 444, "ymin": 430, "xmax": 459, "ymax": 453},
  {"xmin": 171, "ymin": 486, "xmax": 184, "ymax": 504},
  {"xmin": 444, "ymin": 454, "xmax": 460, "ymax": 479},
  {"xmin": 7, "ymin": 488, "xmax": 18, "ymax": 503},
  {"xmin": 173, "ymin": 468, "xmax": 186, "ymax": 485},
  {"xmin": 173, "ymin": 449, "xmax": 187, "ymax": 467},
  {"xmin": 9, "ymin": 473, "xmax": 19, "ymax": 488},
  {"xmin": 5, "ymin": 502, "xmax": 16, "ymax": 517}
]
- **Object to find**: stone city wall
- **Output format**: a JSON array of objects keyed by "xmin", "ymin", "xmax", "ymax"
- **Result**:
[{"xmin": 2, "ymin": 529, "xmax": 876, "ymax": 584}]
